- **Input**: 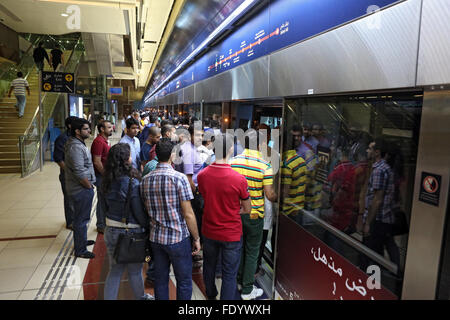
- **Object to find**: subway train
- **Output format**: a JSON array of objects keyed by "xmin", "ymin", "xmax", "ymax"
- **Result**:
[{"xmin": 143, "ymin": 0, "xmax": 450, "ymax": 300}]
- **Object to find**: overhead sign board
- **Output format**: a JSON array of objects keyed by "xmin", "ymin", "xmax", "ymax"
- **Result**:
[
  {"xmin": 41, "ymin": 71, "xmax": 75, "ymax": 93},
  {"xmin": 110, "ymin": 87, "xmax": 123, "ymax": 95}
]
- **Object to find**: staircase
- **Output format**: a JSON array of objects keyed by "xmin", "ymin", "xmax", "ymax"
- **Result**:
[{"xmin": 0, "ymin": 70, "xmax": 40, "ymax": 173}]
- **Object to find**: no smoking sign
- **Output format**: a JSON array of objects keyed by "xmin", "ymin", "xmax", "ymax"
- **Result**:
[{"xmin": 419, "ymin": 172, "xmax": 441, "ymax": 207}]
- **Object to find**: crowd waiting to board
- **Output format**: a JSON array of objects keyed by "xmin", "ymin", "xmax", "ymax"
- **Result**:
[{"xmin": 51, "ymin": 108, "xmax": 404, "ymax": 300}]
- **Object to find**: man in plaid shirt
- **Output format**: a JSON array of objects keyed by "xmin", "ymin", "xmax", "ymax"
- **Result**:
[
  {"xmin": 360, "ymin": 137, "xmax": 399, "ymax": 270},
  {"xmin": 141, "ymin": 139, "xmax": 201, "ymax": 300}
]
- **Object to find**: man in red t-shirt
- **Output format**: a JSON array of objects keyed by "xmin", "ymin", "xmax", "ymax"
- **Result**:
[
  {"xmin": 91, "ymin": 120, "xmax": 113, "ymax": 233},
  {"xmin": 197, "ymin": 133, "xmax": 251, "ymax": 300}
]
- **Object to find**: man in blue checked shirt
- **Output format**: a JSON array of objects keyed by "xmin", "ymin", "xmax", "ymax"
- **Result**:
[
  {"xmin": 141, "ymin": 139, "xmax": 201, "ymax": 300},
  {"xmin": 359, "ymin": 137, "xmax": 399, "ymax": 271}
]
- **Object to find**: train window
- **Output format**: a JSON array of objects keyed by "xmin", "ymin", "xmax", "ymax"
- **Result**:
[{"xmin": 280, "ymin": 92, "xmax": 422, "ymax": 297}]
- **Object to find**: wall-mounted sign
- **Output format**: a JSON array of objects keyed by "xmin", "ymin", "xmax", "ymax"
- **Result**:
[
  {"xmin": 419, "ymin": 172, "xmax": 441, "ymax": 207},
  {"xmin": 41, "ymin": 72, "xmax": 75, "ymax": 93}
]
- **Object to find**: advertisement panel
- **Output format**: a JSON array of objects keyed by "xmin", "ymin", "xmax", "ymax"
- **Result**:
[{"xmin": 275, "ymin": 214, "xmax": 398, "ymax": 300}]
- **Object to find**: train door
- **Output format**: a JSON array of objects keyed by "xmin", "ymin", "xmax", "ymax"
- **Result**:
[{"xmin": 275, "ymin": 92, "xmax": 424, "ymax": 300}]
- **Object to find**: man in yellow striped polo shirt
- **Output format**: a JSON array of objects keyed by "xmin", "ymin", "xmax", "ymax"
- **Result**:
[
  {"xmin": 230, "ymin": 129, "xmax": 277, "ymax": 300},
  {"xmin": 280, "ymin": 126, "xmax": 307, "ymax": 226},
  {"xmin": 281, "ymin": 149, "xmax": 307, "ymax": 217}
]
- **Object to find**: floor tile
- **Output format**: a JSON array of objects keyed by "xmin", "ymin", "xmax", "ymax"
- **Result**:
[
  {"xmin": 0, "ymin": 241, "xmax": 8, "ymax": 253},
  {"xmin": 16, "ymin": 226, "xmax": 62, "ymax": 238},
  {"xmin": 0, "ymin": 247, "xmax": 49, "ymax": 270},
  {"xmin": 0, "ymin": 291, "xmax": 20, "ymax": 300},
  {"xmin": 0, "ymin": 267, "xmax": 36, "ymax": 292},
  {"xmin": 0, "ymin": 208, "xmax": 40, "ymax": 219},
  {"xmin": 5, "ymin": 238, "xmax": 55, "ymax": 249},
  {"xmin": 17, "ymin": 289, "xmax": 39, "ymax": 300},
  {"xmin": 24, "ymin": 263, "xmax": 60, "ymax": 290},
  {"xmin": 0, "ymin": 217, "xmax": 33, "ymax": 230},
  {"xmin": 9, "ymin": 200, "xmax": 49, "ymax": 210}
]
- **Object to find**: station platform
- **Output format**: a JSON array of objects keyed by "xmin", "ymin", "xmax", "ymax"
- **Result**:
[{"xmin": 0, "ymin": 129, "xmax": 269, "ymax": 300}]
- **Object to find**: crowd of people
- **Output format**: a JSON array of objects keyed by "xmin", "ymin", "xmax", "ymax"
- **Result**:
[
  {"xmin": 51, "ymin": 107, "xmax": 404, "ymax": 301},
  {"xmin": 52, "ymin": 110, "xmax": 277, "ymax": 301}
]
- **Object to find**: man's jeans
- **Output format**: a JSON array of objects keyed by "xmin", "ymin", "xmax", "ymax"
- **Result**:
[
  {"xmin": 15, "ymin": 95, "xmax": 26, "ymax": 117},
  {"xmin": 71, "ymin": 188, "xmax": 94, "ymax": 256},
  {"xmin": 203, "ymin": 236, "xmax": 242, "ymax": 300},
  {"xmin": 238, "ymin": 215, "xmax": 264, "ymax": 295},
  {"xmin": 94, "ymin": 174, "xmax": 106, "ymax": 230},
  {"xmin": 150, "ymin": 237, "xmax": 193, "ymax": 300},
  {"xmin": 59, "ymin": 170, "xmax": 74, "ymax": 228}
]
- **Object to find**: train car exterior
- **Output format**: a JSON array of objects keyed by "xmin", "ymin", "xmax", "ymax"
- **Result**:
[{"xmin": 144, "ymin": 0, "xmax": 450, "ymax": 299}]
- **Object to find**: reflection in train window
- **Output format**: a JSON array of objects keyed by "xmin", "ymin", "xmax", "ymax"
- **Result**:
[{"xmin": 281, "ymin": 92, "xmax": 422, "ymax": 296}]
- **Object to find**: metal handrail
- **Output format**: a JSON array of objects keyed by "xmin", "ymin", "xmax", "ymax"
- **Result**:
[
  {"xmin": 23, "ymin": 36, "xmax": 81, "ymax": 138},
  {"xmin": 299, "ymin": 208, "xmax": 399, "ymax": 275},
  {"xmin": 18, "ymin": 36, "xmax": 83, "ymax": 177}
]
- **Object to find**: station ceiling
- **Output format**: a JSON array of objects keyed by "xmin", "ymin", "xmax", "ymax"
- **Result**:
[{"xmin": 0, "ymin": 0, "xmax": 177, "ymax": 88}]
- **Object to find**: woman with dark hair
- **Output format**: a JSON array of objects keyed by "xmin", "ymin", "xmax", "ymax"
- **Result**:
[{"xmin": 101, "ymin": 143, "xmax": 153, "ymax": 300}]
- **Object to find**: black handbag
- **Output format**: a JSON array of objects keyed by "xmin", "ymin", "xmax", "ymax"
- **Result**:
[{"xmin": 113, "ymin": 177, "xmax": 151, "ymax": 264}]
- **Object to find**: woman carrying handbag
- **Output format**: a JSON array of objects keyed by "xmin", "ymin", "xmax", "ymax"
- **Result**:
[{"xmin": 101, "ymin": 143, "xmax": 153, "ymax": 300}]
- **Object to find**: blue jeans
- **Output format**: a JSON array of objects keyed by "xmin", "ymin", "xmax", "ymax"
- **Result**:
[
  {"xmin": 71, "ymin": 188, "xmax": 94, "ymax": 256},
  {"xmin": 104, "ymin": 226, "xmax": 146, "ymax": 300},
  {"xmin": 151, "ymin": 237, "xmax": 193, "ymax": 300},
  {"xmin": 59, "ymin": 170, "xmax": 74, "ymax": 228},
  {"xmin": 94, "ymin": 174, "xmax": 106, "ymax": 229},
  {"xmin": 203, "ymin": 236, "xmax": 242, "ymax": 300},
  {"xmin": 15, "ymin": 95, "xmax": 26, "ymax": 117}
]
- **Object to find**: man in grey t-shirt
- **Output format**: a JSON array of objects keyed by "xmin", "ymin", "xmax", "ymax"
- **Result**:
[{"xmin": 65, "ymin": 117, "xmax": 96, "ymax": 259}]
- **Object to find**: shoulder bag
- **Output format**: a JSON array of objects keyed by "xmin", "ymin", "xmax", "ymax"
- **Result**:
[{"xmin": 113, "ymin": 177, "xmax": 152, "ymax": 264}]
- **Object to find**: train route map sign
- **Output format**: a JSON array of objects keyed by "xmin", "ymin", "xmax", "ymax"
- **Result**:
[
  {"xmin": 41, "ymin": 72, "xmax": 75, "ymax": 93},
  {"xmin": 419, "ymin": 172, "xmax": 441, "ymax": 207}
]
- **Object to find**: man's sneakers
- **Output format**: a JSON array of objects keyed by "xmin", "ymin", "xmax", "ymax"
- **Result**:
[
  {"xmin": 241, "ymin": 285, "xmax": 264, "ymax": 300},
  {"xmin": 86, "ymin": 240, "xmax": 96, "ymax": 246}
]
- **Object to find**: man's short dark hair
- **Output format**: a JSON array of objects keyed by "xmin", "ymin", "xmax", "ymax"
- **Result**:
[
  {"xmin": 160, "ymin": 119, "xmax": 172, "ymax": 127},
  {"xmin": 70, "ymin": 118, "xmax": 90, "ymax": 137},
  {"xmin": 149, "ymin": 115, "xmax": 157, "ymax": 123},
  {"xmin": 65, "ymin": 116, "xmax": 79, "ymax": 130},
  {"xmin": 156, "ymin": 138, "xmax": 174, "ymax": 162},
  {"xmin": 161, "ymin": 125, "xmax": 174, "ymax": 137},
  {"xmin": 210, "ymin": 120, "xmax": 219, "ymax": 128},
  {"xmin": 17, "ymin": 72, "xmax": 23, "ymax": 78},
  {"xmin": 204, "ymin": 118, "xmax": 211, "ymax": 127},
  {"xmin": 214, "ymin": 133, "xmax": 234, "ymax": 160},
  {"xmin": 244, "ymin": 129, "xmax": 259, "ymax": 150},
  {"xmin": 126, "ymin": 117, "xmax": 139, "ymax": 129},
  {"xmin": 97, "ymin": 120, "xmax": 111, "ymax": 133},
  {"xmin": 188, "ymin": 123, "xmax": 203, "ymax": 136},
  {"xmin": 373, "ymin": 137, "xmax": 389, "ymax": 158},
  {"xmin": 291, "ymin": 124, "xmax": 302, "ymax": 133}
]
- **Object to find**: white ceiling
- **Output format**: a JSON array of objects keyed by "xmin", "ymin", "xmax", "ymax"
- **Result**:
[
  {"xmin": 137, "ymin": 0, "xmax": 174, "ymax": 88},
  {"xmin": 0, "ymin": 0, "xmax": 128, "ymax": 35},
  {"xmin": 0, "ymin": 0, "xmax": 175, "ymax": 88}
]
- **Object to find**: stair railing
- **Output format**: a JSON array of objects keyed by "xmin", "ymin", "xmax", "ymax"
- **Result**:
[{"xmin": 19, "ymin": 36, "xmax": 84, "ymax": 177}]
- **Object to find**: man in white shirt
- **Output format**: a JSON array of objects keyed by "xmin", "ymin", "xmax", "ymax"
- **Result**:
[{"xmin": 8, "ymin": 72, "xmax": 30, "ymax": 118}]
